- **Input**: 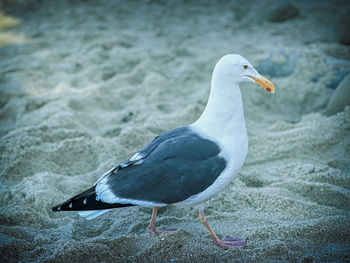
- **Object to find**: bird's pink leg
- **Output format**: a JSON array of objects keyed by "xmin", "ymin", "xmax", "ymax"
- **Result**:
[
  {"xmin": 148, "ymin": 206, "xmax": 177, "ymax": 235},
  {"xmin": 198, "ymin": 209, "xmax": 245, "ymax": 249},
  {"xmin": 148, "ymin": 206, "xmax": 160, "ymax": 235}
]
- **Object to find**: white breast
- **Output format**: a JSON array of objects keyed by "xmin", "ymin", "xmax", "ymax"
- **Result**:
[{"xmin": 174, "ymin": 69, "xmax": 249, "ymax": 207}]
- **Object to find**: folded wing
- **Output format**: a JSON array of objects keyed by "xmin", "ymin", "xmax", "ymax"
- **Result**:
[{"xmin": 96, "ymin": 126, "xmax": 227, "ymax": 206}]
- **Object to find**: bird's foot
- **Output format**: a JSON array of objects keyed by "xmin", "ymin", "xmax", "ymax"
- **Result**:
[
  {"xmin": 148, "ymin": 225, "xmax": 177, "ymax": 236},
  {"xmin": 214, "ymin": 237, "xmax": 245, "ymax": 249}
]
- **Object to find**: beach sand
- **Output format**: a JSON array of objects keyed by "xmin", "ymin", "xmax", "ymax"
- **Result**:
[{"xmin": 0, "ymin": 0, "xmax": 349, "ymax": 262}]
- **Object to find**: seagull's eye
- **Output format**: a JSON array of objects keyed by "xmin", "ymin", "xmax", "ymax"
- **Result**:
[{"xmin": 243, "ymin": 64, "xmax": 248, "ymax": 70}]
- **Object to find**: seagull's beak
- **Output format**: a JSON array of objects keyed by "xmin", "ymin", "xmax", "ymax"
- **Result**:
[{"xmin": 248, "ymin": 75, "xmax": 275, "ymax": 94}]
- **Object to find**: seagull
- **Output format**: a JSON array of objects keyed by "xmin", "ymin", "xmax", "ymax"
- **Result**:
[{"xmin": 52, "ymin": 54, "xmax": 275, "ymax": 249}]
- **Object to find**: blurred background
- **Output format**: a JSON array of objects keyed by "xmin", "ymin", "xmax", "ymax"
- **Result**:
[{"xmin": 0, "ymin": 0, "xmax": 349, "ymax": 262}]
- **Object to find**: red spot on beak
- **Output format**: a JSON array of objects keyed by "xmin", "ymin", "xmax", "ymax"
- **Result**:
[{"xmin": 266, "ymin": 87, "xmax": 272, "ymax": 92}]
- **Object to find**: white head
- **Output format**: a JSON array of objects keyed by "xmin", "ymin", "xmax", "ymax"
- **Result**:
[
  {"xmin": 213, "ymin": 54, "xmax": 275, "ymax": 93},
  {"xmin": 194, "ymin": 54, "xmax": 275, "ymax": 135}
]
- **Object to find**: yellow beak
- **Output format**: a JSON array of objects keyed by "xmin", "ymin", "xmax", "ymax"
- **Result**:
[{"xmin": 248, "ymin": 75, "xmax": 275, "ymax": 94}]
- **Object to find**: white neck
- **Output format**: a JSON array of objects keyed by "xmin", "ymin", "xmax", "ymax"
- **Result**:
[{"xmin": 192, "ymin": 69, "xmax": 247, "ymax": 149}]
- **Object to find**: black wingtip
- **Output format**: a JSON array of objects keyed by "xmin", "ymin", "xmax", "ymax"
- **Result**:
[
  {"xmin": 51, "ymin": 204, "xmax": 61, "ymax": 212},
  {"xmin": 51, "ymin": 186, "xmax": 135, "ymax": 212}
]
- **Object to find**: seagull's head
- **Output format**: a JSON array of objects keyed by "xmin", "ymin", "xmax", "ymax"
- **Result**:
[{"xmin": 214, "ymin": 54, "xmax": 275, "ymax": 93}]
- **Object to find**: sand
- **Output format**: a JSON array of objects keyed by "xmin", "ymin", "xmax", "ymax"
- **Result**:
[{"xmin": 1, "ymin": 0, "xmax": 350, "ymax": 262}]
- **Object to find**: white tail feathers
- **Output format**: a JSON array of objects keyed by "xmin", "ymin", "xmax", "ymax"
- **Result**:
[{"xmin": 78, "ymin": 209, "xmax": 110, "ymax": 220}]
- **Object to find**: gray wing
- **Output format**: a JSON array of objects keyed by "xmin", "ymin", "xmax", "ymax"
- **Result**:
[{"xmin": 96, "ymin": 126, "xmax": 227, "ymax": 205}]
